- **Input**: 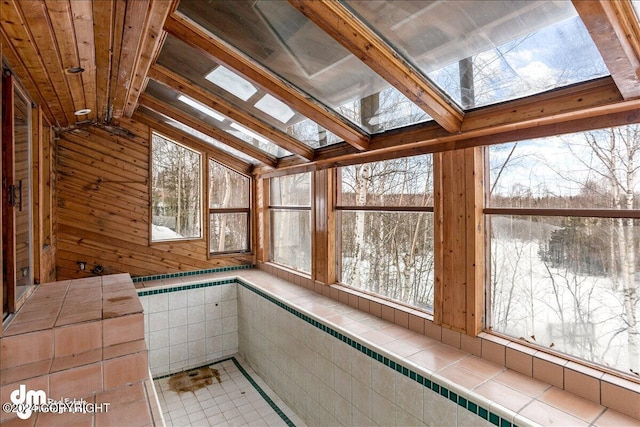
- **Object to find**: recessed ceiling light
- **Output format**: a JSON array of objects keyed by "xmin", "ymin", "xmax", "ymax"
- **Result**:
[
  {"xmin": 66, "ymin": 67, "xmax": 85, "ymax": 74},
  {"xmin": 74, "ymin": 108, "xmax": 91, "ymax": 115}
]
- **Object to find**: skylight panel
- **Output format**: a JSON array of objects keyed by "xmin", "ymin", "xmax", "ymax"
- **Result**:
[
  {"xmin": 229, "ymin": 123, "xmax": 291, "ymax": 157},
  {"xmin": 177, "ymin": 95, "xmax": 225, "ymax": 122},
  {"xmin": 346, "ymin": 0, "xmax": 609, "ymax": 109},
  {"xmin": 205, "ymin": 66, "xmax": 258, "ymax": 101},
  {"xmin": 230, "ymin": 123, "xmax": 271, "ymax": 146},
  {"xmin": 254, "ymin": 94, "xmax": 295, "ymax": 123},
  {"xmin": 168, "ymin": 120, "xmax": 257, "ymax": 164},
  {"xmin": 177, "ymin": 1, "xmax": 431, "ymax": 134}
]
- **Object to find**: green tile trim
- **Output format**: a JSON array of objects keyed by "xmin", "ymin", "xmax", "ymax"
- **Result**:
[
  {"xmin": 131, "ymin": 264, "xmax": 254, "ymax": 283},
  {"xmin": 154, "ymin": 357, "xmax": 296, "ymax": 427},
  {"xmin": 136, "ymin": 279, "xmax": 236, "ymax": 297},
  {"xmin": 236, "ymin": 279, "xmax": 519, "ymax": 427},
  {"xmin": 230, "ymin": 357, "xmax": 296, "ymax": 427}
]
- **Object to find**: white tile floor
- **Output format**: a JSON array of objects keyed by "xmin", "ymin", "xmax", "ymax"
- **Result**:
[{"xmin": 155, "ymin": 356, "xmax": 307, "ymax": 427}]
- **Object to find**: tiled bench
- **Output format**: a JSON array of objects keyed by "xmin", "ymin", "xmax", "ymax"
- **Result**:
[{"xmin": 0, "ymin": 274, "xmax": 163, "ymax": 427}]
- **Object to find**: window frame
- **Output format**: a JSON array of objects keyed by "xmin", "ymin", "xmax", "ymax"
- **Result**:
[
  {"xmin": 150, "ymin": 131, "xmax": 204, "ymax": 243},
  {"xmin": 334, "ymin": 157, "xmax": 436, "ymax": 311},
  {"xmin": 483, "ymin": 137, "xmax": 640, "ymax": 374},
  {"xmin": 208, "ymin": 158, "xmax": 252, "ymax": 255},
  {"xmin": 267, "ymin": 172, "xmax": 313, "ymax": 273}
]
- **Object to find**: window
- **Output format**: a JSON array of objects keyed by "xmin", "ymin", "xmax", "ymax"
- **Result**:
[
  {"xmin": 337, "ymin": 155, "xmax": 435, "ymax": 310},
  {"xmin": 151, "ymin": 133, "xmax": 202, "ymax": 241},
  {"xmin": 486, "ymin": 125, "xmax": 640, "ymax": 375},
  {"xmin": 209, "ymin": 160, "xmax": 250, "ymax": 254},
  {"xmin": 269, "ymin": 173, "xmax": 311, "ymax": 273}
]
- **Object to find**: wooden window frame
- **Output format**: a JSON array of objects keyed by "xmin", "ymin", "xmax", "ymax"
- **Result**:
[
  {"xmin": 334, "ymin": 161, "xmax": 435, "ymax": 307},
  {"xmin": 208, "ymin": 158, "xmax": 252, "ymax": 256},
  {"xmin": 149, "ymin": 131, "xmax": 204, "ymax": 243},
  {"xmin": 267, "ymin": 172, "xmax": 313, "ymax": 273}
]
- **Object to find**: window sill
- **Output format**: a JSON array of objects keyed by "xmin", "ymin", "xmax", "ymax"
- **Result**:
[{"xmin": 264, "ymin": 267, "xmax": 640, "ymax": 421}]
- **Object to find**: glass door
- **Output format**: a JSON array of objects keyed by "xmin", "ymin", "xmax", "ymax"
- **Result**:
[{"xmin": 2, "ymin": 71, "xmax": 33, "ymax": 320}]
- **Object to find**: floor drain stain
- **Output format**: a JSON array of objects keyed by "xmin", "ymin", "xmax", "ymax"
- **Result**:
[{"xmin": 168, "ymin": 367, "xmax": 221, "ymax": 393}]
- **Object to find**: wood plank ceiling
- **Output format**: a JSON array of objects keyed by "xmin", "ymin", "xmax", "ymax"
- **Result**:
[{"xmin": 2, "ymin": 0, "xmax": 640, "ymax": 174}]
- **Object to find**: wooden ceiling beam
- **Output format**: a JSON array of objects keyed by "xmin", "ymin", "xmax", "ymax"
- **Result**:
[
  {"xmin": 289, "ymin": 0, "xmax": 463, "ymax": 134},
  {"xmin": 139, "ymin": 93, "xmax": 277, "ymax": 168},
  {"xmin": 42, "ymin": 0, "xmax": 93, "ymax": 122},
  {"xmin": 148, "ymin": 64, "xmax": 314, "ymax": 161},
  {"xmin": 164, "ymin": 12, "xmax": 371, "ymax": 151},
  {"xmin": 133, "ymin": 111, "xmax": 253, "ymax": 175},
  {"xmin": 123, "ymin": 0, "xmax": 178, "ymax": 118},
  {"xmin": 69, "ymin": 0, "xmax": 97, "ymax": 122},
  {"xmin": 573, "ymin": 0, "xmax": 640, "ymax": 99},
  {"xmin": 256, "ymin": 77, "xmax": 640, "ymax": 176},
  {"xmin": 93, "ymin": 0, "xmax": 115, "ymax": 123},
  {"xmin": 110, "ymin": 0, "xmax": 149, "ymax": 120}
]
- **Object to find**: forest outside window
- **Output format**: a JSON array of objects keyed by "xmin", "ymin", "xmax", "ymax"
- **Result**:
[
  {"xmin": 151, "ymin": 133, "xmax": 202, "ymax": 242},
  {"xmin": 486, "ymin": 125, "xmax": 640, "ymax": 376},
  {"xmin": 269, "ymin": 172, "xmax": 311, "ymax": 273},
  {"xmin": 209, "ymin": 160, "xmax": 250, "ymax": 254},
  {"xmin": 337, "ymin": 155, "xmax": 435, "ymax": 311}
]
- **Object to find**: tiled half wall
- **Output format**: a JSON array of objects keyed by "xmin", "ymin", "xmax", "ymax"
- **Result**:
[
  {"xmin": 139, "ymin": 280, "xmax": 239, "ymax": 377},
  {"xmin": 138, "ymin": 276, "xmax": 500, "ymax": 427},
  {"xmin": 236, "ymin": 281, "xmax": 496, "ymax": 427}
]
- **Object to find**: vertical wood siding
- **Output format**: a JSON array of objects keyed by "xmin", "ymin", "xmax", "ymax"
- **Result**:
[{"xmin": 56, "ymin": 118, "xmax": 252, "ymax": 280}]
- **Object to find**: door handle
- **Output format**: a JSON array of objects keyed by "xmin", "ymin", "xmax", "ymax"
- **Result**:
[{"xmin": 8, "ymin": 180, "xmax": 22, "ymax": 211}]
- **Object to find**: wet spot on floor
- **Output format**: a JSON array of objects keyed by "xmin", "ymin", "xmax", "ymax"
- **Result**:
[{"xmin": 168, "ymin": 367, "xmax": 221, "ymax": 393}]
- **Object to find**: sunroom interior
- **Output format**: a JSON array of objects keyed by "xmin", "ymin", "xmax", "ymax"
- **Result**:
[{"xmin": 1, "ymin": 0, "xmax": 640, "ymax": 426}]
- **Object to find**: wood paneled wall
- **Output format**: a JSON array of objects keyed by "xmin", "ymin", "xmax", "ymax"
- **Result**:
[
  {"xmin": 433, "ymin": 147, "xmax": 484, "ymax": 336},
  {"xmin": 55, "ymin": 118, "xmax": 252, "ymax": 280}
]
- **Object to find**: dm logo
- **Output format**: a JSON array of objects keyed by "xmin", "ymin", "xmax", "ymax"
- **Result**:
[{"xmin": 10, "ymin": 384, "xmax": 46, "ymax": 419}]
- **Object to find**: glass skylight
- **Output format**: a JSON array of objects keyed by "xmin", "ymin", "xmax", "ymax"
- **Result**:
[
  {"xmin": 632, "ymin": 1, "xmax": 640, "ymax": 23},
  {"xmin": 254, "ymin": 94, "xmax": 295, "ymax": 124},
  {"xmin": 137, "ymin": 106, "xmax": 258, "ymax": 164},
  {"xmin": 178, "ymin": 95, "xmax": 224, "ymax": 121},
  {"xmin": 145, "ymin": 80, "xmax": 290, "ymax": 158},
  {"xmin": 205, "ymin": 66, "xmax": 258, "ymax": 101},
  {"xmin": 228, "ymin": 123, "xmax": 291, "ymax": 158},
  {"xmin": 345, "ymin": 0, "xmax": 609, "ymax": 109},
  {"xmin": 156, "ymin": 34, "xmax": 345, "ymax": 149},
  {"xmin": 177, "ymin": 1, "xmax": 432, "ymax": 134}
]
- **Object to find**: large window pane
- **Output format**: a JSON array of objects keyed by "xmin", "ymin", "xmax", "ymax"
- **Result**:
[
  {"xmin": 489, "ymin": 127, "xmax": 640, "ymax": 209},
  {"xmin": 338, "ymin": 155, "xmax": 434, "ymax": 310},
  {"xmin": 347, "ymin": 1, "xmax": 607, "ymax": 109},
  {"xmin": 210, "ymin": 213, "xmax": 249, "ymax": 253},
  {"xmin": 151, "ymin": 133, "xmax": 202, "ymax": 241},
  {"xmin": 489, "ymin": 215, "xmax": 639, "ymax": 371},
  {"xmin": 340, "ymin": 156, "xmax": 433, "ymax": 207},
  {"xmin": 341, "ymin": 211, "xmax": 434, "ymax": 309},
  {"xmin": 270, "ymin": 173, "xmax": 311, "ymax": 206},
  {"xmin": 270, "ymin": 209, "xmax": 311, "ymax": 273},
  {"xmin": 209, "ymin": 160, "xmax": 250, "ymax": 254},
  {"xmin": 269, "ymin": 172, "xmax": 311, "ymax": 272},
  {"xmin": 487, "ymin": 124, "xmax": 640, "ymax": 375},
  {"xmin": 209, "ymin": 161, "xmax": 249, "ymax": 209}
]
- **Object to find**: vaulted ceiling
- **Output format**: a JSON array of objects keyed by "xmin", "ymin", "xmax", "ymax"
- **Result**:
[{"xmin": 3, "ymin": 0, "xmax": 640, "ymax": 175}]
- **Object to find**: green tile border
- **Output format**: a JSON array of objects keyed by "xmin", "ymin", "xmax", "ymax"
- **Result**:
[
  {"xmin": 137, "ymin": 279, "xmax": 236, "ymax": 297},
  {"xmin": 236, "ymin": 278, "xmax": 518, "ymax": 427},
  {"xmin": 131, "ymin": 264, "xmax": 253, "ymax": 283},
  {"xmin": 154, "ymin": 356, "xmax": 295, "ymax": 427}
]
